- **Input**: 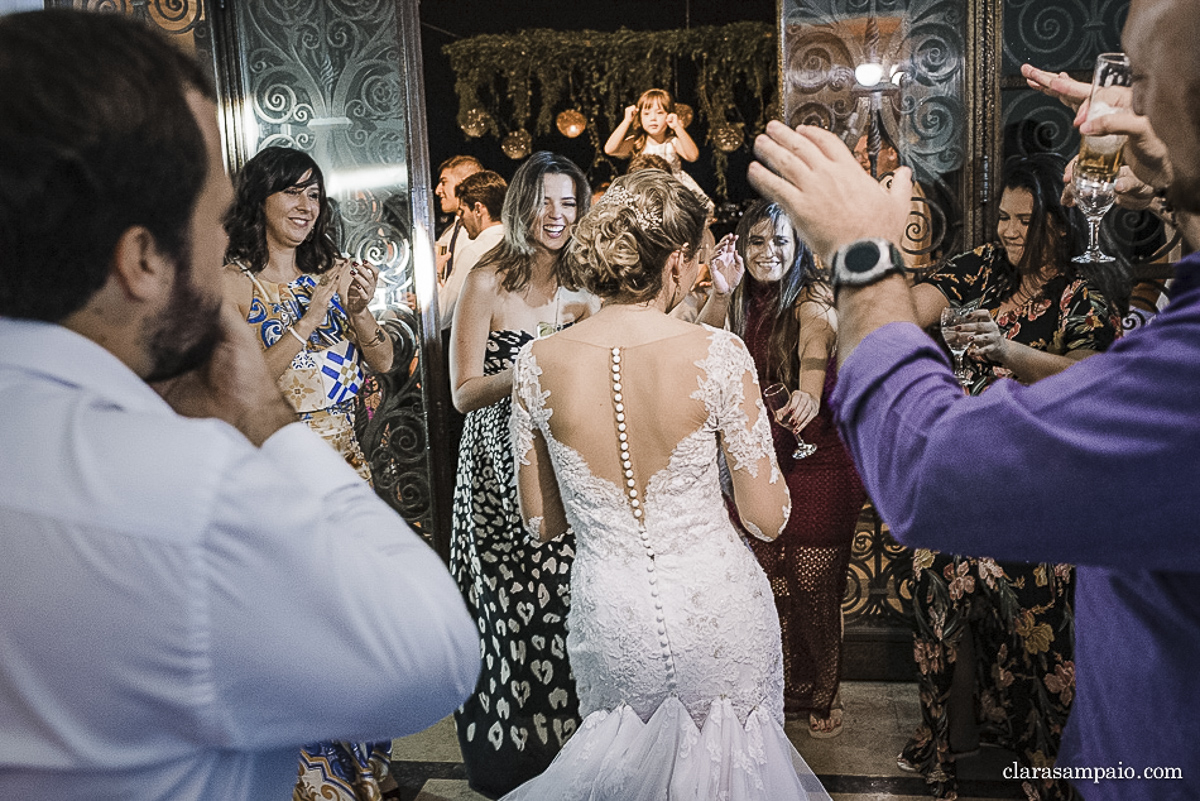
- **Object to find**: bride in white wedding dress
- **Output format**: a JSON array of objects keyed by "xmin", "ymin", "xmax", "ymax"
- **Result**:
[{"xmin": 503, "ymin": 169, "xmax": 831, "ymax": 800}]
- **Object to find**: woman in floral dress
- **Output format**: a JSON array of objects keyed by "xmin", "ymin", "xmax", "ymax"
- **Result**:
[{"xmin": 900, "ymin": 153, "xmax": 1127, "ymax": 800}]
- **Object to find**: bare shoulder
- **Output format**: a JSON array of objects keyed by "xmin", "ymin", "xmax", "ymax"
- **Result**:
[
  {"xmin": 459, "ymin": 261, "xmax": 504, "ymax": 309},
  {"xmin": 222, "ymin": 263, "xmax": 253, "ymax": 310}
]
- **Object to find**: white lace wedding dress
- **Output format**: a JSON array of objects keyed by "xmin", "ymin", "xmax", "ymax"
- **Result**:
[{"xmin": 503, "ymin": 324, "xmax": 831, "ymax": 800}]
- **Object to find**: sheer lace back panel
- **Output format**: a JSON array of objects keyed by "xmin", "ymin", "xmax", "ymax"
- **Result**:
[
  {"xmin": 512, "ymin": 326, "xmax": 790, "ymax": 727},
  {"xmin": 517, "ymin": 327, "xmax": 786, "ymax": 542}
]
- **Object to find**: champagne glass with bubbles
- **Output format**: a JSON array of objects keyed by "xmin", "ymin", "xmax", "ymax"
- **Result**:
[{"xmin": 1073, "ymin": 53, "xmax": 1132, "ymax": 264}]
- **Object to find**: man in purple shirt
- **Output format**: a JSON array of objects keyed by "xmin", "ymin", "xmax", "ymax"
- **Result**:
[{"xmin": 748, "ymin": 1, "xmax": 1198, "ymax": 798}]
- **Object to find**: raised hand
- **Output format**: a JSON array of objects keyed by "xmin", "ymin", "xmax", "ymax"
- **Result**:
[
  {"xmin": 1024, "ymin": 62, "xmax": 1174, "ymax": 195},
  {"xmin": 666, "ymin": 112, "xmax": 680, "ymax": 129},
  {"xmin": 750, "ymin": 121, "xmax": 912, "ymax": 265},
  {"xmin": 1020, "ymin": 64, "xmax": 1090, "ymax": 113},
  {"xmin": 624, "ymin": 104, "xmax": 638, "ymax": 123},
  {"xmin": 708, "ymin": 234, "xmax": 744, "ymax": 296}
]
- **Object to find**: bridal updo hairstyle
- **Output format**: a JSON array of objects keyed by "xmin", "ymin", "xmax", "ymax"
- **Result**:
[{"xmin": 567, "ymin": 170, "xmax": 706, "ymax": 304}]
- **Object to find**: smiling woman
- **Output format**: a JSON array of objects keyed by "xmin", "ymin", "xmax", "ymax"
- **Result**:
[
  {"xmin": 721, "ymin": 200, "xmax": 868, "ymax": 739},
  {"xmin": 447, "ymin": 151, "xmax": 598, "ymax": 797},
  {"xmin": 220, "ymin": 149, "xmax": 402, "ymax": 797},
  {"xmin": 220, "ymin": 145, "xmax": 398, "ymax": 799},
  {"xmin": 898, "ymin": 152, "xmax": 1126, "ymax": 800}
]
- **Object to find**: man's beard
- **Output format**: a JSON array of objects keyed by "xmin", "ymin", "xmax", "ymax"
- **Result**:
[{"xmin": 143, "ymin": 257, "xmax": 223, "ymax": 383}]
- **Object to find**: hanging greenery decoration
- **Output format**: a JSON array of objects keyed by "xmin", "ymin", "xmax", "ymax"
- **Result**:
[{"xmin": 444, "ymin": 22, "xmax": 778, "ymax": 200}]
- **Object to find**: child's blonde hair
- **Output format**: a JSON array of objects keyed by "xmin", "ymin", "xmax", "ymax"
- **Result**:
[{"xmin": 629, "ymin": 88, "xmax": 676, "ymax": 153}]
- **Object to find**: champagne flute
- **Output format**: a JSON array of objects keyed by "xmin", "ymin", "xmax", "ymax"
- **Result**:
[
  {"xmin": 1073, "ymin": 171, "xmax": 1118, "ymax": 263},
  {"xmin": 940, "ymin": 300, "xmax": 978, "ymax": 386},
  {"xmin": 762, "ymin": 383, "xmax": 817, "ymax": 460},
  {"xmin": 1073, "ymin": 52, "xmax": 1132, "ymax": 264}
]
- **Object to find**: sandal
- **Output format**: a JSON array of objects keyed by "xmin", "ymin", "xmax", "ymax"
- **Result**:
[{"xmin": 808, "ymin": 708, "xmax": 844, "ymax": 739}]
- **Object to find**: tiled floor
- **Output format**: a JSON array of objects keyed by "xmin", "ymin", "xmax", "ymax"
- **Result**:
[{"xmin": 390, "ymin": 681, "xmax": 1025, "ymax": 800}]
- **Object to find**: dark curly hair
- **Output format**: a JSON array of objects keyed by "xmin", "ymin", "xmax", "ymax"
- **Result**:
[{"xmin": 223, "ymin": 146, "xmax": 338, "ymax": 275}]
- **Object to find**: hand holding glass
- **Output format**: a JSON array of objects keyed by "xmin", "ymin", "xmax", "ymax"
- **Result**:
[
  {"xmin": 940, "ymin": 302, "xmax": 978, "ymax": 386},
  {"xmin": 762, "ymin": 383, "xmax": 817, "ymax": 459},
  {"xmin": 1073, "ymin": 53, "xmax": 1132, "ymax": 264}
]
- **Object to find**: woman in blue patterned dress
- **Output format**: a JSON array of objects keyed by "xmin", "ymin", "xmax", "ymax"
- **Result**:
[
  {"xmin": 222, "ymin": 146, "xmax": 396, "ymax": 801},
  {"xmin": 449, "ymin": 151, "xmax": 595, "ymax": 797}
]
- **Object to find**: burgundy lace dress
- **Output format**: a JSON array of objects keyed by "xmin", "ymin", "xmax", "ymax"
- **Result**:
[{"xmin": 737, "ymin": 277, "xmax": 867, "ymax": 720}]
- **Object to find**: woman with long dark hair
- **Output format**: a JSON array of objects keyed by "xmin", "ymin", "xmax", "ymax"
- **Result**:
[
  {"xmin": 724, "ymin": 200, "xmax": 868, "ymax": 739},
  {"xmin": 898, "ymin": 152, "xmax": 1125, "ymax": 800},
  {"xmin": 449, "ymin": 151, "xmax": 595, "ymax": 797},
  {"xmin": 223, "ymin": 146, "xmax": 396, "ymax": 799}
]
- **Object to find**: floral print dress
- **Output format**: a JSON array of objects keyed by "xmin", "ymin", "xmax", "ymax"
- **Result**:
[{"xmin": 900, "ymin": 244, "xmax": 1118, "ymax": 801}]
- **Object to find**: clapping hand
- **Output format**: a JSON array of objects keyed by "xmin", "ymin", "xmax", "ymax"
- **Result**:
[
  {"xmin": 309, "ymin": 260, "xmax": 349, "ymax": 319},
  {"xmin": 344, "ymin": 259, "xmax": 380, "ymax": 316},
  {"xmin": 708, "ymin": 234, "xmax": 743, "ymax": 297}
]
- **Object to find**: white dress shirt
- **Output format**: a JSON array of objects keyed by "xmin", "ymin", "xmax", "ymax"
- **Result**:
[
  {"xmin": 439, "ymin": 222, "xmax": 505, "ymax": 331},
  {"xmin": 0, "ymin": 318, "xmax": 478, "ymax": 801}
]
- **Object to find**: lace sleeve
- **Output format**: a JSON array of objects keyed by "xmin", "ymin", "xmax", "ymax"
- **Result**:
[
  {"xmin": 511, "ymin": 349, "xmax": 538, "ymax": 469},
  {"xmin": 698, "ymin": 329, "xmax": 790, "ymax": 540},
  {"xmin": 510, "ymin": 344, "xmax": 571, "ymax": 543}
]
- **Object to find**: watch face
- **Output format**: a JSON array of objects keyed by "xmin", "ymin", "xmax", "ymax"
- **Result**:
[{"xmin": 845, "ymin": 241, "xmax": 882, "ymax": 274}]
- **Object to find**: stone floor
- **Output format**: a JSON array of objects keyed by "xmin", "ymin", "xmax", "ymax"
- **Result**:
[{"xmin": 390, "ymin": 681, "xmax": 1025, "ymax": 800}]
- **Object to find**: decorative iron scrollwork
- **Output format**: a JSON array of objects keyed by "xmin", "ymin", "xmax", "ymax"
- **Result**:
[
  {"xmin": 782, "ymin": 0, "xmax": 965, "ymax": 264},
  {"xmin": 356, "ymin": 313, "xmax": 431, "ymax": 536},
  {"xmin": 844, "ymin": 505, "xmax": 913, "ymax": 627},
  {"xmin": 232, "ymin": 0, "xmax": 434, "ymax": 537}
]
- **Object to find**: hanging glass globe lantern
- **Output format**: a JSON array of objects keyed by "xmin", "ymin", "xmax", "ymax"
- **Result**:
[
  {"xmin": 556, "ymin": 109, "xmax": 587, "ymax": 138},
  {"xmin": 460, "ymin": 107, "xmax": 490, "ymax": 138},
  {"xmin": 674, "ymin": 103, "xmax": 694, "ymax": 129},
  {"xmin": 712, "ymin": 122, "xmax": 744, "ymax": 153},
  {"xmin": 501, "ymin": 129, "xmax": 533, "ymax": 160}
]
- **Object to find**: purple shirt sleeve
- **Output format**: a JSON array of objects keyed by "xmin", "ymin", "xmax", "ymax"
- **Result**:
[{"xmin": 830, "ymin": 268, "xmax": 1200, "ymax": 572}]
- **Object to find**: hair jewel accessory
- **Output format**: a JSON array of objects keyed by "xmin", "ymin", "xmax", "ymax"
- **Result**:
[{"xmin": 599, "ymin": 184, "xmax": 663, "ymax": 232}]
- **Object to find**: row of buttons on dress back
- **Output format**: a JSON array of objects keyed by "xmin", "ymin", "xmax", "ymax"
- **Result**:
[{"xmin": 612, "ymin": 347, "xmax": 678, "ymax": 691}]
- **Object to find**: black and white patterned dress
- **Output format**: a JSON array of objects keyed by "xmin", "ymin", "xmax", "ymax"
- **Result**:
[{"xmin": 450, "ymin": 329, "xmax": 579, "ymax": 798}]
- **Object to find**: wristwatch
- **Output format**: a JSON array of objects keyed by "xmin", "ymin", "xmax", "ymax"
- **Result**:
[{"xmin": 830, "ymin": 238, "xmax": 906, "ymax": 295}]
